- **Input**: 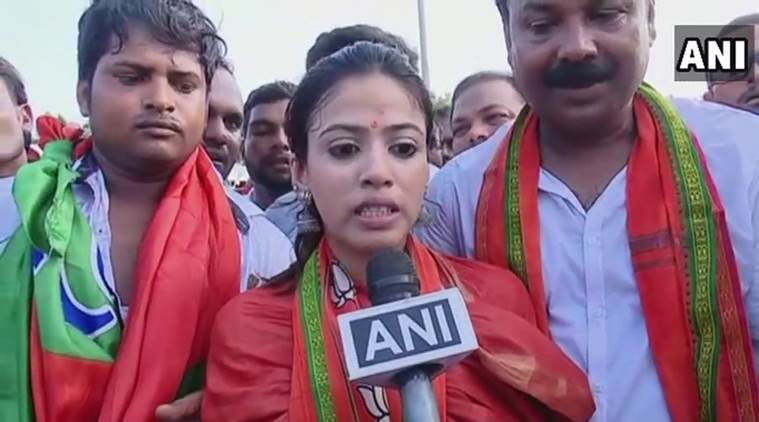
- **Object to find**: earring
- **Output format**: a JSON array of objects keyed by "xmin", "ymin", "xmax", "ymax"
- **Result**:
[{"xmin": 296, "ymin": 188, "xmax": 322, "ymax": 234}]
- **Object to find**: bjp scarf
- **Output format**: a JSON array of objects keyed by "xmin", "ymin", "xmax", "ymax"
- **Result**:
[{"xmin": 475, "ymin": 83, "xmax": 759, "ymax": 421}]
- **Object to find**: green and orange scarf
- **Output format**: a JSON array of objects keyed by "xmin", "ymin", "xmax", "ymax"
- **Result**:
[
  {"xmin": 0, "ymin": 116, "xmax": 241, "ymax": 421},
  {"xmin": 475, "ymin": 83, "xmax": 759, "ymax": 421},
  {"xmin": 287, "ymin": 237, "xmax": 596, "ymax": 421},
  {"xmin": 289, "ymin": 238, "xmax": 449, "ymax": 421}
]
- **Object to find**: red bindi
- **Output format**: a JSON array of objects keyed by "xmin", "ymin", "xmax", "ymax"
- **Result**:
[{"xmin": 371, "ymin": 120, "xmax": 379, "ymax": 129}]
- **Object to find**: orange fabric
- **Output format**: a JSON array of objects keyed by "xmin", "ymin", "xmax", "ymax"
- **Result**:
[
  {"xmin": 96, "ymin": 147, "xmax": 241, "ymax": 421},
  {"xmin": 202, "ymin": 238, "xmax": 595, "ymax": 421},
  {"xmin": 475, "ymin": 96, "xmax": 759, "ymax": 421},
  {"xmin": 32, "ymin": 116, "xmax": 242, "ymax": 420}
]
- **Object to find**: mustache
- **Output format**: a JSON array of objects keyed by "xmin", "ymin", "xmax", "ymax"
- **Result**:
[{"xmin": 543, "ymin": 58, "xmax": 617, "ymax": 89}]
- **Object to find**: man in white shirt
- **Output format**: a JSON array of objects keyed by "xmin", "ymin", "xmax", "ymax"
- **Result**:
[
  {"xmin": 0, "ymin": 1, "xmax": 292, "ymax": 421},
  {"xmin": 417, "ymin": 1, "xmax": 759, "ymax": 421}
]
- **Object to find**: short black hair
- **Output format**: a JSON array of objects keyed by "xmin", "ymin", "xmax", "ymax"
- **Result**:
[
  {"xmin": 306, "ymin": 24, "xmax": 419, "ymax": 72},
  {"xmin": 0, "ymin": 56, "xmax": 28, "ymax": 106},
  {"xmin": 707, "ymin": 14, "xmax": 759, "ymax": 86},
  {"xmin": 77, "ymin": 0, "xmax": 227, "ymax": 86},
  {"xmin": 243, "ymin": 81, "xmax": 297, "ymax": 137},
  {"xmin": 495, "ymin": 0, "xmax": 509, "ymax": 24},
  {"xmin": 450, "ymin": 70, "xmax": 519, "ymax": 120}
]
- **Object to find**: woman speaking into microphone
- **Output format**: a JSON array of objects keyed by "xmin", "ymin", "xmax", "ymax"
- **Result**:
[{"xmin": 201, "ymin": 42, "xmax": 594, "ymax": 422}]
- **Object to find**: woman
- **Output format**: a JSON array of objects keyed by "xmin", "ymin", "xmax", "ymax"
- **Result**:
[{"xmin": 201, "ymin": 42, "xmax": 595, "ymax": 422}]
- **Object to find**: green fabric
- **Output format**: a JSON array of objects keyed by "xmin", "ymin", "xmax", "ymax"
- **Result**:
[
  {"xmin": 0, "ymin": 140, "xmax": 122, "ymax": 420},
  {"xmin": 0, "ymin": 229, "xmax": 34, "ymax": 422},
  {"xmin": 299, "ymin": 250, "xmax": 339, "ymax": 422}
]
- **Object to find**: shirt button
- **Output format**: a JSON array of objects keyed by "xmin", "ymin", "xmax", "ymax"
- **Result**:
[
  {"xmin": 593, "ymin": 384, "xmax": 602, "ymax": 393},
  {"xmin": 592, "ymin": 308, "xmax": 604, "ymax": 318}
]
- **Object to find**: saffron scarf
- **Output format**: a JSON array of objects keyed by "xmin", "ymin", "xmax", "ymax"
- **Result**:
[
  {"xmin": 0, "ymin": 116, "xmax": 241, "ymax": 421},
  {"xmin": 475, "ymin": 83, "xmax": 759, "ymax": 421},
  {"xmin": 289, "ymin": 238, "xmax": 449, "ymax": 421}
]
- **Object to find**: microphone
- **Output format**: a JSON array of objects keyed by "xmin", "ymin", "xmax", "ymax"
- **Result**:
[{"xmin": 337, "ymin": 249, "xmax": 478, "ymax": 422}]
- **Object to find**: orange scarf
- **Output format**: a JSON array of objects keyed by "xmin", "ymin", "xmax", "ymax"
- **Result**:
[
  {"xmin": 475, "ymin": 85, "xmax": 759, "ymax": 421},
  {"xmin": 27, "ymin": 117, "xmax": 241, "ymax": 421},
  {"xmin": 289, "ymin": 239, "xmax": 448, "ymax": 421}
]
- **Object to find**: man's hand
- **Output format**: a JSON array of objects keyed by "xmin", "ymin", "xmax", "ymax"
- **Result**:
[{"xmin": 155, "ymin": 391, "xmax": 203, "ymax": 422}]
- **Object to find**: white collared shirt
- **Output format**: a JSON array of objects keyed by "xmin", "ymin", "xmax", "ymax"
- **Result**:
[
  {"xmin": 417, "ymin": 98, "xmax": 759, "ymax": 422},
  {"xmin": 0, "ymin": 155, "xmax": 295, "ymax": 318}
]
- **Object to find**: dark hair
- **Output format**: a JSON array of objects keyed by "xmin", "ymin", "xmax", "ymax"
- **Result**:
[
  {"xmin": 707, "ymin": 14, "xmax": 759, "ymax": 86},
  {"xmin": 0, "ymin": 57, "xmax": 28, "ymax": 106},
  {"xmin": 495, "ymin": 0, "xmax": 510, "ymax": 25},
  {"xmin": 306, "ymin": 24, "xmax": 420, "ymax": 72},
  {"xmin": 77, "ymin": 0, "xmax": 227, "ymax": 86},
  {"xmin": 242, "ymin": 81, "xmax": 297, "ymax": 138},
  {"xmin": 450, "ymin": 70, "xmax": 519, "ymax": 120},
  {"xmin": 273, "ymin": 41, "xmax": 433, "ymax": 282},
  {"xmin": 0, "ymin": 57, "xmax": 32, "ymax": 148}
]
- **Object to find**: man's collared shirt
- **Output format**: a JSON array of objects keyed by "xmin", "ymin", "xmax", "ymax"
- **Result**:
[{"xmin": 416, "ymin": 98, "xmax": 759, "ymax": 422}]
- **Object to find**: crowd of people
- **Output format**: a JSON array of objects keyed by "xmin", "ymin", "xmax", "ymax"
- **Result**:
[{"xmin": 1, "ymin": 0, "xmax": 759, "ymax": 421}]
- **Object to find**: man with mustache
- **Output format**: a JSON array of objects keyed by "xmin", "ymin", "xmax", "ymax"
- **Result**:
[
  {"xmin": 0, "ymin": 1, "xmax": 292, "ymax": 420},
  {"xmin": 242, "ymin": 81, "xmax": 297, "ymax": 210},
  {"xmin": 704, "ymin": 14, "xmax": 759, "ymax": 116},
  {"xmin": 417, "ymin": 0, "xmax": 759, "ymax": 420}
]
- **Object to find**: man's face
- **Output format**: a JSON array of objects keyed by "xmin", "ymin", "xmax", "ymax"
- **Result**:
[
  {"xmin": 77, "ymin": 23, "xmax": 208, "ymax": 177},
  {"xmin": 0, "ymin": 81, "xmax": 31, "ymax": 166},
  {"xmin": 451, "ymin": 79, "xmax": 524, "ymax": 156},
  {"xmin": 705, "ymin": 24, "xmax": 759, "ymax": 114},
  {"xmin": 433, "ymin": 115, "xmax": 453, "ymax": 163},
  {"xmin": 503, "ymin": 0, "xmax": 654, "ymax": 132},
  {"xmin": 243, "ymin": 99, "xmax": 292, "ymax": 191},
  {"xmin": 204, "ymin": 69, "xmax": 243, "ymax": 178}
]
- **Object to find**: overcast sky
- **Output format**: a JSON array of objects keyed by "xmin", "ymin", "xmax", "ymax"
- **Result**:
[{"xmin": 2, "ymin": 0, "xmax": 757, "ymax": 122}]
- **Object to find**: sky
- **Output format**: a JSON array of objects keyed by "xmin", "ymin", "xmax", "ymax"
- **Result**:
[{"xmin": 1, "ymin": 0, "xmax": 757, "ymax": 123}]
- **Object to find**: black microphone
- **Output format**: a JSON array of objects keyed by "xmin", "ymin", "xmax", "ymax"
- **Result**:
[
  {"xmin": 337, "ymin": 249, "xmax": 478, "ymax": 422},
  {"xmin": 366, "ymin": 250, "xmax": 440, "ymax": 422}
]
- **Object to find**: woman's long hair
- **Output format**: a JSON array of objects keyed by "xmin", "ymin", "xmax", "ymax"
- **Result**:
[{"xmin": 270, "ymin": 41, "xmax": 434, "ymax": 283}]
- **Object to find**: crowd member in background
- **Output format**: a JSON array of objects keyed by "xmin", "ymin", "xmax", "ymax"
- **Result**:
[
  {"xmin": 703, "ymin": 13, "xmax": 759, "ymax": 116},
  {"xmin": 202, "ymin": 41, "xmax": 594, "ymax": 422},
  {"xmin": 242, "ymin": 80, "xmax": 296, "ymax": 209},
  {"xmin": 0, "ymin": 1, "xmax": 291, "ymax": 421},
  {"xmin": 204, "ymin": 60, "xmax": 244, "ymax": 180},
  {"xmin": 305, "ymin": 23, "xmax": 419, "ymax": 71},
  {"xmin": 266, "ymin": 24, "xmax": 424, "ymax": 243},
  {"xmin": 203, "ymin": 62, "xmax": 277, "ymax": 223},
  {"xmin": 427, "ymin": 120, "xmax": 446, "ymax": 169},
  {"xmin": 433, "ymin": 103, "xmax": 453, "ymax": 163},
  {"xmin": 418, "ymin": 0, "xmax": 759, "ymax": 420},
  {"xmin": 0, "ymin": 57, "xmax": 33, "ymax": 174},
  {"xmin": 450, "ymin": 70, "xmax": 524, "ymax": 156}
]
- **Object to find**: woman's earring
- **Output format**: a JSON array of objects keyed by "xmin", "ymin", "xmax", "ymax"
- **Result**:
[{"xmin": 296, "ymin": 188, "xmax": 321, "ymax": 234}]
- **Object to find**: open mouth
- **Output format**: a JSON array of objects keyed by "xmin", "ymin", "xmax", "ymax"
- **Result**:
[{"xmin": 354, "ymin": 203, "xmax": 400, "ymax": 218}]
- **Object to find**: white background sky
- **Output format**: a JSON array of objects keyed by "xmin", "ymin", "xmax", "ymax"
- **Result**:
[{"xmin": 1, "ymin": 0, "xmax": 757, "ymax": 122}]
